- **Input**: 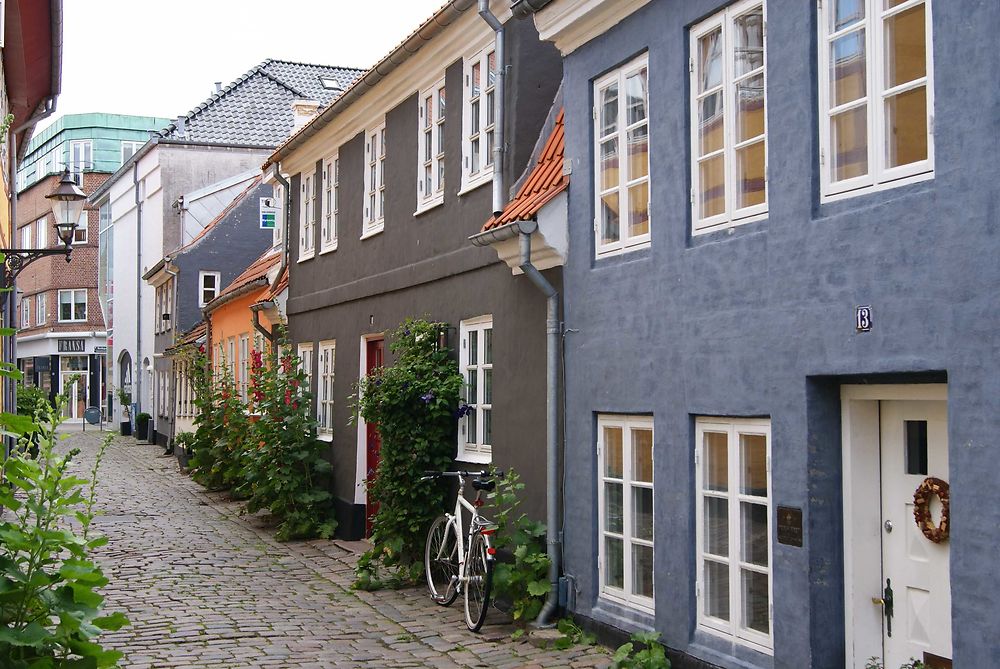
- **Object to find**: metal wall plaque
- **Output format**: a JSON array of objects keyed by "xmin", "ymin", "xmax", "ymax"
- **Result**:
[
  {"xmin": 856, "ymin": 305, "xmax": 872, "ymax": 332},
  {"xmin": 777, "ymin": 506, "xmax": 804, "ymax": 547},
  {"xmin": 57, "ymin": 339, "xmax": 86, "ymax": 353}
]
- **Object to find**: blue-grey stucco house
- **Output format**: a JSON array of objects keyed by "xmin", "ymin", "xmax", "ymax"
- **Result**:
[{"xmin": 513, "ymin": 0, "xmax": 998, "ymax": 667}]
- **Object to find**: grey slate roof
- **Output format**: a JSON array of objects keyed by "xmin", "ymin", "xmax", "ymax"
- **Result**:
[{"xmin": 157, "ymin": 59, "xmax": 363, "ymax": 147}]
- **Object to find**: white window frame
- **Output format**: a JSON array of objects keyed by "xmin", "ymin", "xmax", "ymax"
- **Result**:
[
  {"xmin": 35, "ymin": 292, "xmax": 46, "ymax": 326},
  {"xmin": 36, "ymin": 217, "xmax": 48, "ymax": 248},
  {"xmin": 272, "ymin": 183, "xmax": 285, "ymax": 249},
  {"xmin": 199, "ymin": 271, "xmax": 221, "ymax": 307},
  {"xmin": 461, "ymin": 45, "xmax": 497, "ymax": 194},
  {"xmin": 593, "ymin": 53, "xmax": 651, "ymax": 258},
  {"xmin": 458, "ymin": 316, "xmax": 492, "ymax": 463},
  {"xmin": 363, "ymin": 121, "xmax": 387, "ymax": 238},
  {"xmin": 320, "ymin": 155, "xmax": 339, "ymax": 253},
  {"xmin": 299, "ymin": 170, "xmax": 316, "ymax": 260},
  {"xmin": 69, "ymin": 140, "xmax": 92, "ymax": 184},
  {"xmin": 74, "ymin": 210, "xmax": 89, "ymax": 244},
  {"xmin": 818, "ymin": 0, "xmax": 934, "ymax": 201},
  {"xmin": 120, "ymin": 140, "xmax": 143, "ymax": 164},
  {"xmin": 597, "ymin": 414, "xmax": 655, "ymax": 613},
  {"xmin": 20, "ymin": 224, "xmax": 30, "ymax": 249},
  {"xmin": 695, "ymin": 417, "xmax": 773, "ymax": 654},
  {"xmin": 417, "ymin": 77, "xmax": 446, "ymax": 213},
  {"xmin": 58, "ymin": 289, "xmax": 87, "ymax": 323},
  {"xmin": 690, "ymin": 0, "xmax": 768, "ymax": 234},
  {"xmin": 239, "ymin": 334, "xmax": 249, "ymax": 402},
  {"xmin": 317, "ymin": 340, "xmax": 336, "ymax": 440},
  {"xmin": 227, "ymin": 337, "xmax": 236, "ymax": 380},
  {"xmin": 297, "ymin": 342, "xmax": 314, "ymax": 398},
  {"xmin": 20, "ymin": 297, "xmax": 29, "ymax": 329}
]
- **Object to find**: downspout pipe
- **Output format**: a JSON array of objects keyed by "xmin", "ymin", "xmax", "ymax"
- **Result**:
[
  {"xmin": 250, "ymin": 303, "xmax": 276, "ymax": 363},
  {"xmin": 134, "ymin": 162, "xmax": 143, "ymax": 415},
  {"xmin": 270, "ymin": 164, "xmax": 291, "ymax": 291},
  {"xmin": 517, "ymin": 222, "xmax": 561, "ymax": 628},
  {"xmin": 164, "ymin": 259, "xmax": 179, "ymax": 451},
  {"xmin": 478, "ymin": 0, "xmax": 505, "ymax": 217}
]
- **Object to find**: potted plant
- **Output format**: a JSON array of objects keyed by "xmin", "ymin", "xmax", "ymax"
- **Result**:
[
  {"xmin": 135, "ymin": 412, "xmax": 151, "ymax": 442},
  {"xmin": 116, "ymin": 387, "xmax": 132, "ymax": 436},
  {"xmin": 174, "ymin": 431, "xmax": 195, "ymax": 468}
]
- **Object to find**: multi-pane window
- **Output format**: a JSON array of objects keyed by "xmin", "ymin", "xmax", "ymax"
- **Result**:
[
  {"xmin": 69, "ymin": 140, "xmax": 92, "ymax": 184},
  {"xmin": 20, "ymin": 224, "xmax": 30, "ymax": 249},
  {"xmin": 199, "ymin": 271, "xmax": 221, "ymax": 307},
  {"xmin": 35, "ymin": 293, "xmax": 46, "ymax": 325},
  {"xmin": 20, "ymin": 297, "xmax": 29, "ymax": 329},
  {"xmin": 363, "ymin": 122, "xmax": 387, "ymax": 236},
  {"xmin": 121, "ymin": 140, "xmax": 143, "ymax": 163},
  {"xmin": 239, "ymin": 334, "xmax": 249, "ymax": 401},
  {"xmin": 299, "ymin": 171, "xmax": 316, "ymax": 259},
  {"xmin": 272, "ymin": 183, "xmax": 284, "ymax": 248},
  {"xmin": 36, "ymin": 217, "xmax": 48, "ymax": 248},
  {"xmin": 418, "ymin": 78, "xmax": 446, "ymax": 210},
  {"xmin": 227, "ymin": 338, "xmax": 236, "ymax": 380},
  {"xmin": 695, "ymin": 417, "xmax": 772, "ymax": 653},
  {"xmin": 598, "ymin": 415, "xmax": 654, "ymax": 612},
  {"xmin": 820, "ymin": 0, "xmax": 933, "ymax": 198},
  {"xmin": 74, "ymin": 211, "xmax": 88, "ymax": 244},
  {"xmin": 458, "ymin": 317, "xmax": 492, "ymax": 462},
  {"xmin": 463, "ymin": 47, "xmax": 497, "ymax": 190},
  {"xmin": 594, "ymin": 54, "xmax": 650, "ymax": 257},
  {"xmin": 317, "ymin": 340, "xmax": 335, "ymax": 439},
  {"xmin": 297, "ymin": 343, "xmax": 314, "ymax": 399},
  {"xmin": 321, "ymin": 155, "xmax": 339, "ymax": 252},
  {"xmin": 691, "ymin": 1, "xmax": 767, "ymax": 233},
  {"xmin": 58, "ymin": 289, "xmax": 87, "ymax": 322}
]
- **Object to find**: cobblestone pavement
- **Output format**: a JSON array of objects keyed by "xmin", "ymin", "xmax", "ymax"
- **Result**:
[{"xmin": 61, "ymin": 430, "xmax": 611, "ymax": 669}]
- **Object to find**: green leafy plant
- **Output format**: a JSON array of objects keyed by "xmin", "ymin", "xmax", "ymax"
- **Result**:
[
  {"xmin": 172, "ymin": 431, "xmax": 195, "ymax": 454},
  {"xmin": 0, "ymin": 400, "xmax": 129, "ymax": 667},
  {"xmin": 488, "ymin": 467, "xmax": 551, "ymax": 622},
  {"xmin": 554, "ymin": 617, "xmax": 596, "ymax": 650},
  {"xmin": 16, "ymin": 384, "xmax": 50, "ymax": 423},
  {"xmin": 612, "ymin": 631, "xmax": 670, "ymax": 669},
  {"xmin": 186, "ymin": 349, "xmax": 249, "ymax": 490},
  {"xmin": 353, "ymin": 318, "xmax": 463, "ymax": 589},
  {"xmin": 114, "ymin": 386, "xmax": 131, "ymax": 420}
]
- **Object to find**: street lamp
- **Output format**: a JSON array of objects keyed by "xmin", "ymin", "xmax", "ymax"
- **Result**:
[{"xmin": 0, "ymin": 168, "xmax": 86, "ymax": 289}]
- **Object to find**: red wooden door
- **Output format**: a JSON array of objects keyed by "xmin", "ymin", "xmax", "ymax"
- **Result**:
[{"xmin": 364, "ymin": 338, "xmax": 385, "ymax": 536}]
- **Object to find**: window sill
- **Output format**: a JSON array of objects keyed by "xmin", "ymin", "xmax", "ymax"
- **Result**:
[
  {"xmin": 317, "ymin": 432, "xmax": 334, "ymax": 442},
  {"xmin": 457, "ymin": 173, "xmax": 492, "ymax": 197},
  {"xmin": 692, "ymin": 210, "xmax": 768, "ymax": 237},
  {"xmin": 455, "ymin": 451, "xmax": 492, "ymax": 465},
  {"xmin": 360, "ymin": 225, "xmax": 384, "ymax": 241},
  {"xmin": 57, "ymin": 320, "xmax": 87, "ymax": 324},
  {"xmin": 598, "ymin": 592, "xmax": 655, "ymax": 617},
  {"xmin": 297, "ymin": 251, "xmax": 314, "ymax": 263},
  {"xmin": 319, "ymin": 241, "xmax": 338, "ymax": 255},
  {"xmin": 595, "ymin": 240, "xmax": 651, "ymax": 260},
  {"xmin": 821, "ymin": 169, "xmax": 934, "ymax": 204},
  {"xmin": 414, "ymin": 196, "xmax": 444, "ymax": 217}
]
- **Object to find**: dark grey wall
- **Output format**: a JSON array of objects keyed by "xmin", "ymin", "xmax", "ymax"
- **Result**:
[
  {"xmin": 287, "ymin": 16, "xmax": 563, "ymax": 538},
  {"xmin": 559, "ymin": 1, "xmax": 1000, "ymax": 668}
]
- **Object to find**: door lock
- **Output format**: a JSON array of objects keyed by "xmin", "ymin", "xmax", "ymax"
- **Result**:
[{"xmin": 884, "ymin": 519, "xmax": 893, "ymax": 533}]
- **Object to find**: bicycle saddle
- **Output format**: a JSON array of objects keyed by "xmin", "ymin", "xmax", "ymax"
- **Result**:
[{"xmin": 471, "ymin": 477, "xmax": 495, "ymax": 492}]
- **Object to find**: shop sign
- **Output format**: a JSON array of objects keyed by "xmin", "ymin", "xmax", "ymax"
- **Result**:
[
  {"xmin": 94, "ymin": 346, "xmax": 108, "ymax": 354},
  {"xmin": 57, "ymin": 339, "xmax": 86, "ymax": 353},
  {"xmin": 776, "ymin": 506, "xmax": 803, "ymax": 547}
]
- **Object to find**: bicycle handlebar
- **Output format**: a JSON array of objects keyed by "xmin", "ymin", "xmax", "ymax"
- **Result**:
[{"xmin": 420, "ymin": 469, "xmax": 505, "ymax": 481}]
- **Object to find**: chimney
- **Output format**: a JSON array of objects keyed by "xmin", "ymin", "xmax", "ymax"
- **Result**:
[
  {"xmin": 290, "ymin": 99, "xmax": 320, "ymax": 133},
  {"xmin": 215, "ymin": 82, "xmax": 223, "ymax": 94},
  {"xmin": 174, "ymin": 116, "xmax": 186, "ymax": 138}
]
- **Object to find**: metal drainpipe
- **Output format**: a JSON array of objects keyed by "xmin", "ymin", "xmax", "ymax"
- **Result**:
[
  {"xmin": 271, "ymin": 165, "xmax": 291, "ymax": 291},
  {"xmin": 134, "ymin": 162, "xmax": 142, "ymax": 414},
  {"xmin": 250, "ymin": 303, "xmax": 275, "ymax": 362},
  {"xmin": 516, "ymin": 223, "xmax": 561, "ymax": 628},
  {"xmin": 478, "ymin": 0, "xmax": 505, "ymax": 216},
  {"xmin": 164, "ymin": 260, "xmax": 179, "ymax": 450}
]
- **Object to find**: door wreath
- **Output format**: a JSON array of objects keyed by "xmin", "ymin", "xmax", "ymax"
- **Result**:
[{"xmin": 912, "ymin": 476, "xmax": 949, "ymax": 543}]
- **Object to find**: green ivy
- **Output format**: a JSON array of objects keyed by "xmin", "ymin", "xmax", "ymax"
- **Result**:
[
  {"xmin": 353, "ymin": 318, "xmax": 463, "ymax": 589},
  {"xmin": 488, "ymin": 468, "xmax": 552, "ymax": 623},
  {"xmin": 0, "ymin": 398, "xmax": 129, "ymax": 667}
]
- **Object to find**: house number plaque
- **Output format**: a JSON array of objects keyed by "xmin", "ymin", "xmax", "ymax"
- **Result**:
[
  {"xmin": 776, "ymin": 506, "xmax": 803, "ymax": 547},
  {"xmin": 856, "ymin": 305, "xmax": 873, "ymax": 332}
]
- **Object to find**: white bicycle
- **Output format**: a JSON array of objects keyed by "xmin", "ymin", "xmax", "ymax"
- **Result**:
[{"xmin": 422, "ymin": 469, "xmax": 500, "ymax": 632}]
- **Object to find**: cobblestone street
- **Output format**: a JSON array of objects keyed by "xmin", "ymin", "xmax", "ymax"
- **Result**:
[{"xmin": 61, "ymin": 430, "xmax": 609, "ymax": 669}]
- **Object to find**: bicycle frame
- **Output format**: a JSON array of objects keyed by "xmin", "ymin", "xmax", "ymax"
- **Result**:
[{"xmin": 431, "ymin": 472, "xmax": 496, "ymax": 596}]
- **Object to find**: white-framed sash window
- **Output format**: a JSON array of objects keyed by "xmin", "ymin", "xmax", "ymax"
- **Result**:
[
  {"xmin": 239, "ymin": 334, "xmax": 249, "ymax": 401},
  {"xmin": 121, "ymin": 140, "xmax": 143, "ymax": 163},
  {"xmin": 35, "ymin": 293, "xmax": 46, "ymax": 325},
  {"xmin": 458, "ymin": 316, "xmax": 492, "ymax": 462},
  {"xmin": 321, "ymin": 155, "xmax": 339, "ymax": 253},
  {"xmin": 299, "ymin": 171, "xmax": 316, "ymax": 260},
  {"xmin": 69, "ymin": 140, "xmax": 92, "ymax": 184},
  {"xmin": 317, "ymin": 340, "xmax": 335, "ymax": 440},
  {"xmin": 461, "ymin": 46, "xmax": 497, "ymax": 193},
  {"xmin": 594, "ymin": 53, "xmax": 650, "ymax": 257},
  {"xmin": 695, "ymin": 417, "xmax": 773, "ymax": 654},
  {"xmin": 20, "ymin": 297, "xmax": 29, "ymax": 329},
  {"xmin": 691, "ymin": 0, "xmax": 768, "ymax": 234},
  {"xmin": 819, "ymin": 0, "xmax": 934, "ymax": 200},
  {"xmin": 58, "ymin": 289, "xmax": 87, "ymax": 322},
  {"xmin": 199, "ymin": 271, "xmax": 221, "ymax": 307},
  {"xmin": 297, "ymin": 342, "xmax": 314, "ymax": 399},
  {"xmin": 417, "ymin": 78, "xmax": 447, "ymax": 212},
  {"xmin": 227, "ymin": 338, "xmax": 236, "ymax": 380},
  {"xmin": 20, "ymin": 224, "xmax": 30, "ymax": 249},
  {"xmin": 363, "ymin": 121, "xmax": 387, "ymax": 237},
  {"xmin": 36, "ymin": 217, "xmax": 48, "ymax": 248},
  {"xmin": 272, "ymin": 183, "xmax": 285, "ymax": 249},
  {"xmin": 598, "ymin": 414, "xmax": 654, "ymax": 612}
]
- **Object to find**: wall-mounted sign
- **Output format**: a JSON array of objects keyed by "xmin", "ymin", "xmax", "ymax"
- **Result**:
[
  {"xmin": 57, "ymin": 339, "xmax": 86, "ymax": 353},
  {"xmin": 260, "ymin": 197, "xmax": 278, "ymax": 229},
  {"xmin": 856, "ymin": 305, "xmax": 872, "ymax": 332},
  {"xmin": 94, "ymin": 346, "xmax": 107, "ymax": 354},
  {"xmin": 776, "ymin": 506, "xmax": 803, "ymax": 547}
]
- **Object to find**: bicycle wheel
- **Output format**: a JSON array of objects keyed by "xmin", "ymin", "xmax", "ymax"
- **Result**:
[
  {"xmin": 425, "ymin": 515, "xmax": 459, "ymax": 606},
  {"xmin": 464, "ymin": 531, "xmax": 494, "ymax": 632}
]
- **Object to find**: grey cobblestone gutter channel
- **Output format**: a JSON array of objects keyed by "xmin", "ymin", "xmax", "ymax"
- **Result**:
[{"xmin": 60, "ymin": 430, "xmax": 611, "ymax": 669}]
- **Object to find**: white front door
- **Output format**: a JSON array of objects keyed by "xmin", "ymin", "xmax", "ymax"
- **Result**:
[
  {"xmin": 878, "ymin": 400, "xmax": 951, "ymax": 668},
  {"xmin": 60, "ymin": 373, "xmax": 88, "ymax": 420}
]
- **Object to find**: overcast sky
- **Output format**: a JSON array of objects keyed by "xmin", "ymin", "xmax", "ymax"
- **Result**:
[{"xmin": 41, "ymin": 0, "xmax": 445, "ymax": 131}]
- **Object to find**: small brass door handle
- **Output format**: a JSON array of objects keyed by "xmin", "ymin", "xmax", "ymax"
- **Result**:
[{"xmin": 872, "ymin": 597, "xmax": 884, "ymax": 605}]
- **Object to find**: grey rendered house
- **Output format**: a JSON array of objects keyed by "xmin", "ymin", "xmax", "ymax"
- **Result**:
[
  {"xmin": 514, "ymin": 0, "xmax": 998, "ymax": 667},
  {"xmin": 264, "ymin": 1, "xmax": 563, "ymax": 539}
]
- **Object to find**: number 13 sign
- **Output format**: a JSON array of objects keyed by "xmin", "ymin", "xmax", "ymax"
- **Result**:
[{"xmin": 856, "ymin": 305, "xmax": 872, "ymax": 332}]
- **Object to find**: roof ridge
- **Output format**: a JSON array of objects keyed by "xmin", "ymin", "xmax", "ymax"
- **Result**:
[
  {"xmin": 159, "ymin": 60, "xmax": 274, "ymax": 136},
  {"xmin": 263, "ymin": 58, "xmax": 366, "ymax": 72},
  {"xmin": 258, "ymin": 68, "xmax": 307, "ymax": 99}
]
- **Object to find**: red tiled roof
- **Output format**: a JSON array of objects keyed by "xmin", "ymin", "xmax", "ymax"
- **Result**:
[
  {"xmin": 214, "ymin": 249, "xmax": 282, "ymax": 303},
  {"xmin": 263, "ymin": 266, "xmax": 288, "ymax": 301},
  {"xmin": 482, "ymin": 109, "xmax": 566, "ymax": 232},
  {"xmin": 180, "ymin": 321, "xmax": 208, "ymax": 345}
]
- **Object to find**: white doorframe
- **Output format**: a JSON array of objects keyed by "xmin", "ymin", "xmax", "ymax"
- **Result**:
[
  {"xmin": 354, "ymin": 334, "xmax": 384, "ymax": 506},
  {"xmin": 840, "ymin": 384, "xmax": 948, "ymax": 668}
]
